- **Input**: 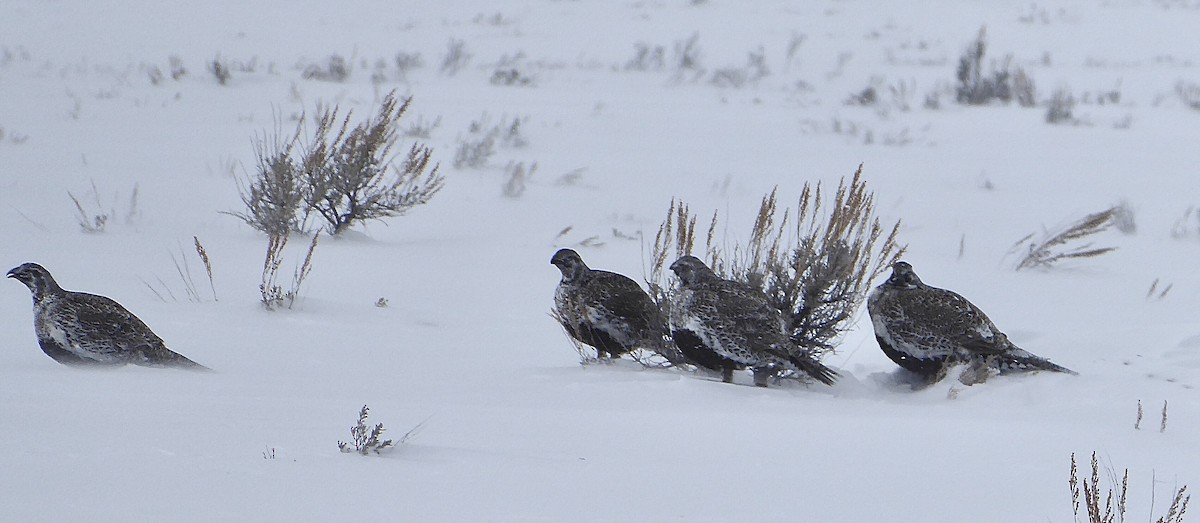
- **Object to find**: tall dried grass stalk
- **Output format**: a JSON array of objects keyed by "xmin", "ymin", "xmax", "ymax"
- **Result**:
[{"xmin": 1012, "ymin": 207, "xmax": 1118, "ymax": 270}]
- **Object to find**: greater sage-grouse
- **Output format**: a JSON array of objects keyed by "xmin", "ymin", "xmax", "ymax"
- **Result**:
[
  {"xmin": 668, "ymin": 256, "xmax": 838, "ymax": 387},
  {"xmin": 551, "ymin": 249, "xmax": 667, "ymax": 360},
  {"xmin": 7, "ymin": 263, "xmax": 211, "ymax": 370},
  {"xmin": 867, "ymin": 261, "xmax": 1074, "ymax": 380}
]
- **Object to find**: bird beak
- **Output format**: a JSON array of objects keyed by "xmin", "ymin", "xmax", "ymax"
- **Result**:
[{"xmin": 5, "ymin": 269, "xmax": 15, "ymax": 279}]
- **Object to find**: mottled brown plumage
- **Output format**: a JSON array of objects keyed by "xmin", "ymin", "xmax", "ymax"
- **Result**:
[
  {"xmin": 551, "ymin": 249, "xmax": 667, "ymax": 359},
  {"xmin": 668, "ymin": 256, "xmax": 837, "ymax": 386},
  {"xmin": 7, "ymin": 263, "xmax": 210, "ymax": 370},
  {"xmin": 867, "ymin": 261, "xmax": 1074, "ymax": 379}
]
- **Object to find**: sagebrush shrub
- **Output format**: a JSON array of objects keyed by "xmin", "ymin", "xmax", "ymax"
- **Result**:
[
  {"xmin": 229, "ymin": 131, "xmax": 306, "ymax": 236},
  {"xmin": 299, "ymin": 92, "xmax": 444, "ymax": 235},
  {"xmin": 229, "ymin": 91, "xmax": 444, "ymax": 236},
  {"xmin": 649, "ymin": 165, "xmax": 904, "ymax": 363},
  {"xmin": 956, "ymin": 27, "xmax": 1036, "ymax": 107}
]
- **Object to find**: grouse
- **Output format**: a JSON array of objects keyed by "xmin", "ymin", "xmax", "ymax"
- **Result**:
[
  {"xmin": 668, "ymin": 255, "xmax": 838, "ymax": 387},
  {"xmin": 867, "ymin": 261, "xmax": 1075, "ymax": 380},
  {"xmin": 7, "ymin": 262, "xmax": 211, "ymax": 370},
  {"xmin": 551, "ymin": 249, "xmax": 668, "ymax": 360}
]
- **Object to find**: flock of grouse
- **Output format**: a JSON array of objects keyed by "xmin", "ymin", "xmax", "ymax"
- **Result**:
[
  {"xmin": 551, "ymin": 249, "xmax": 1075, "ymax": 387},
  {"xmin": 2, "ymin": 252, "xmax": 1073, "ymax": 386}
]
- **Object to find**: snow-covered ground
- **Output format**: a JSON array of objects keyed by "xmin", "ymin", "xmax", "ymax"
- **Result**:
[{"xmin": 1, "ymin": 1, "xmax": 1198, "ymax": 520}]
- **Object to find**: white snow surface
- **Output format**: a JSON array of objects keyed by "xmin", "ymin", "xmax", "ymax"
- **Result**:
[{"xmin": 1, "ymin": 1, "xmax": 1199, "ymax": 521}]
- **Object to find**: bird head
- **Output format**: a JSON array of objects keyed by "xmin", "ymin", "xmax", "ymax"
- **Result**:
[
  {"xmin": 886, "ymin": 261, "xmax": 922, "ymax": 289},
  {"xmin": 550, "ymin": 248, "xmax": 589, "ymax": 282},
  {"xmin": 7, "ymin": 262, "xmax": 62, "ymax": 300},
  {"xmin": 669, "ymin": 255, "xmax": 716, "ymax": 286}
]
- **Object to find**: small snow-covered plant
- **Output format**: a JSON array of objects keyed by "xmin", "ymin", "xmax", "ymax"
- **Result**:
[
  {"xmin": 338, "ymin": 405, "xmax": 427, "ymax": 455},
  {"xmin": 1069, "ymin": 452, "xmax": 1189, "ymax": 523},
  {"xmin": 1010, "ymin": 207, "xmax": 1118, "ymax": 271},
  {"xmin": 338, "ymin": 405, "xmax": 394, "ymax": 455},
  {"xmin": 260, "ymin": 232, "xmax": 318, "ymax": 310},
  {"xmin": 649, "ymin": 165, "xmax": 905, "ymax": 366},
  {"xmin": 299, "ymin": 91, "xmax": 444, "ymax": 235}
]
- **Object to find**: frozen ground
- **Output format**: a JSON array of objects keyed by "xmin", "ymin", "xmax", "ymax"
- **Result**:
[{"xmin": 1, "ymin": 1, "xmax": 1198, "ymax": 521}]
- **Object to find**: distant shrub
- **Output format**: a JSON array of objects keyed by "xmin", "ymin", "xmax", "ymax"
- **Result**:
[
  {"xmin": 1046, "ymin": 88, "xmax": 1077, "ymax": 124},
  {"xmin": 299, "ymin": 92, "xmax": 444, "ymax": 235},
  {"xmin": 209, "ymin": 56, "xmax": 231, "ymax": 85},
  {"xmin": 672, "ymin": 33, "xmax": 703, "ymax": 77},
  {"xmin": 625, "ymin": 42, "xmax": 665, "ymax": 71},
  {"xmin": 490, "ymin": 68, "xmax": 534, "ymax": 86},
  {"xmin": 394, "ymin": 52, "xmax": 423, "ymax": 81},
  {"xmin": 404, "ymin": 115, "xmax": 441, "ymax": 139},
  {"xmin": 228, "ymin": 129, "xmax": 307, "ymax": 236},
  {"xmin": 302, "ymin": 54, "xmax": 350, "ymax": 82},
  {"xmin": 501, "ymin": 161, "xmax": 537, "ymax": 198},
  {"xmin": 710, "ymin": 47, "xmax": 769, "ymax": 88},
  {"xmin": 228, "ymin": 92, "xmax": 444, "ymax": 236},
  {"xmin": 1177, "ymin": 81, "xmax": 1200, "ymax": 111},
  {"xmin": 452, "ymin": 113, "xmax": 528, "ymax": 170},
  {"xmin": 440, "ymin": 38, "xmax": 472, "ymax": 76},
  {"xmin": 168, "ymin": 55, "xmax": 187, "ymax": 80},
  {"xmin": 955, "ymin": 27, "xmax": 1036, "ymax": 107}
]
